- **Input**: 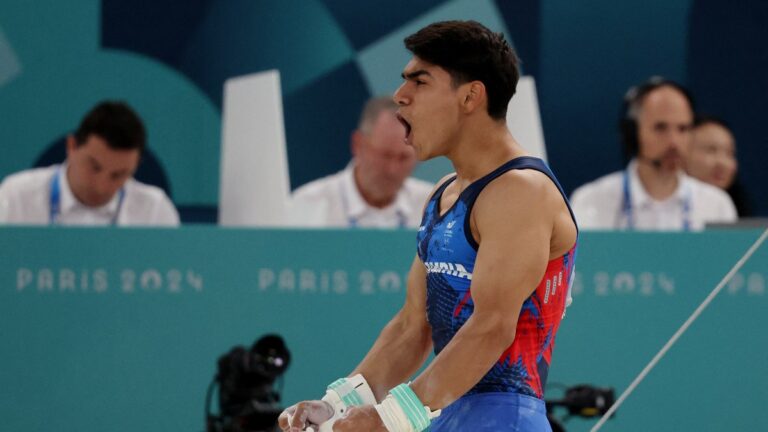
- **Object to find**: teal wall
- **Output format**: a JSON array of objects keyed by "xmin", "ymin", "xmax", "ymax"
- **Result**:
[{"xmin": 1, "ymin": 227, "xmax": 766, "ymax": 431}]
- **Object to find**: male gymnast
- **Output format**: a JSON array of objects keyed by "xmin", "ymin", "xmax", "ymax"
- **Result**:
[{"xmin": 279, "ymin": 20, "xmax": 578, "ymax": 432}]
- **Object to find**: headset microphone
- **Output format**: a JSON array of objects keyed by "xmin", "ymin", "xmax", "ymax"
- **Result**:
[{"xmin": 636, "ymin": 155, "xmax": 663, "ymax": 169}]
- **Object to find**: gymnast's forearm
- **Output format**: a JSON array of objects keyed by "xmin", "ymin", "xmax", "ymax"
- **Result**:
[
  {"xmin": 410, "ymin": 310, "xmax": 518, "ymax": 410},
  {"xmin": 351, "ymin": 306, "xmax": 433, "ymax": 401}
]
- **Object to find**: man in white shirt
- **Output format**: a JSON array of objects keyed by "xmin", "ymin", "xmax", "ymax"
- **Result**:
[
  {"xmin": 570, "ymin": 77, "xmax": 736, "ymax": 231},
  {"xmin": 0, "ymin": 101, "xmax": 179, "ymax": 226},
  {"xmin": 288, "ymin": 97, "xmax": 433, "ymax": 228}
]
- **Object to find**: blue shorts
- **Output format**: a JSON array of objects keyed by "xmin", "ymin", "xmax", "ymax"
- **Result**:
[{"xmin": 429, "ymin": 392, "xmax": 551, "ymax": 432}]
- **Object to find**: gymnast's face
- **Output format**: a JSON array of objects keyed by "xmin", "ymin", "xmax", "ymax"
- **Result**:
[{"xmin": 393, "ymin": 56, "xmax": 465, "ymax": 161}]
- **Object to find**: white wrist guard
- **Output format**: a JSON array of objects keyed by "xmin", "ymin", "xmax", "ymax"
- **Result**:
[
  {"xmin": 314, "ymin": 374, "xmax": 377, "ymax": 432},
  {"xmin": 374, "ymin": 384, "xmax": 441, "ymax": 432}
]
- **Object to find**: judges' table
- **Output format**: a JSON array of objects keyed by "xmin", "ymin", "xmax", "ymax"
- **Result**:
[{"xmin": 1, "ymin": 227, "xmax": 765, "ymax": 432}]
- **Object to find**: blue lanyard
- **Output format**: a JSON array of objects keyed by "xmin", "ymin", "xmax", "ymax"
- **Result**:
[
  {"xmin": 622, "ymin": 169, "xmax": 691, "ymax": 231},
  {"xmin": 339, "ymin": 181, "xmax": 407, "ymax": 228},
  {"xmin": 50, "ymin": 168, "xmax": 125, "ymax": 225}
]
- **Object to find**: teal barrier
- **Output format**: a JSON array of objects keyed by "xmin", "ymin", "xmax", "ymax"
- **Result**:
[{"xmin": 1, "ymin": 227, "xmax": 766, "ymax": 431}]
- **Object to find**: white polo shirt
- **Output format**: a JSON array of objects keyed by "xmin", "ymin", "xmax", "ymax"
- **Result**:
[
  {"xmin": 0, "ymin": 165, "xmax": 180, "ymax": 226},
  {"xmin": 287, "ymin": 165, "xmax": 434, "ymax": 229},
  {"xmin": 570, "ymin": 160, "xmax": 737, "ymax": 231}
]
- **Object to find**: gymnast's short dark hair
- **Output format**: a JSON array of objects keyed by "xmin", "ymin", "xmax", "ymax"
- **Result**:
[{"xmin": 404, "ymin": 20, "xmax": 520, "ymax": 120}]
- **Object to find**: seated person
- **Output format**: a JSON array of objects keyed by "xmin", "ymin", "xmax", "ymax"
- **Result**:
[
  {"xmin": 288, "ymin": 97, "xmax": 433, "ymax": 228},
  {"xmin": 685, "ymin": 115, "xmax": 751, "ymax": 216},
  {"xmin": 570, "ymin": 77, "xmax": 736, "ymax": 230},
  {"xmin": 0, "ymin": 101, "xmax": 179, "ymax": 226}
]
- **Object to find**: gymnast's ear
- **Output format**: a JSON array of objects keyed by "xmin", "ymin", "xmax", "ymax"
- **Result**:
[{"xmin": 459, "ymin": 81, "xmax": 487, "ymax": 115}]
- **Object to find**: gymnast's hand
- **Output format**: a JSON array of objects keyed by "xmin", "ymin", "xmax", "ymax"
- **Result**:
[
  {"xmin": 332, "ymin": 405, "xmax": 387, "ymax": 432},
  {"xmin": 278, "ymin": 400, "xmax": 334, "ymax": 431}
]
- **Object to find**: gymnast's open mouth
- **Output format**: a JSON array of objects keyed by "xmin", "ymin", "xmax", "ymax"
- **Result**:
[{"xmin": 396, "ymin": 112, "xmax": 412, "ymax": 140}]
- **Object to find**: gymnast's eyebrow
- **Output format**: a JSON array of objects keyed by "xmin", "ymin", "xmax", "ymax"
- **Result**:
[{"xmin": 401, "ymin": 70, "xmax": 431, "ymax": 80}]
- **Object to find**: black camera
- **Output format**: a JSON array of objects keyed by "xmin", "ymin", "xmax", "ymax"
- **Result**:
[
  {"xmin": 206, "ymin": 334, "xmax": 291, "ymax": 432},
  {"xmin": 546, "ymin": 384, "xmax": 615, "ymax": 432}
]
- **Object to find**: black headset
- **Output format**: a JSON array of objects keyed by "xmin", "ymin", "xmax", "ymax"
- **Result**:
[{"xmin": 619, "ymin": 76, "xmax": 695, "ymax": 161}]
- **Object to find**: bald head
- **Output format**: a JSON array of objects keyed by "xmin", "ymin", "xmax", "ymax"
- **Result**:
[{"xmin": 635, "ymin": 85, "xmax": 694, "ymax": 172}]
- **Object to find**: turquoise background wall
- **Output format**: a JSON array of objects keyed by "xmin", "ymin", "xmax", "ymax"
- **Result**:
[
  {"xmin": 1, "ymin": 227, "xmax": 766, "ymax": 431},
  {"xmin": 2, "ymin": 0, "xmax": 767, "ymax": 215}
]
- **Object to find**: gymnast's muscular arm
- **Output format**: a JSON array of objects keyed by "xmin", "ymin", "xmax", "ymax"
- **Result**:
[
  {"xmin": 349, "ymin": 173, "xmax": 459, "ymax": 401},
  {"xmin": 350, "ymin": 253, "xmax": 433, "ymax": 401},
  {"xmin": 348, "ymin": 173, "xmax": 462, "ymax": 401}
]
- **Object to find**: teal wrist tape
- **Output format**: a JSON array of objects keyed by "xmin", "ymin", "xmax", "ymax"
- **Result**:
[
  {"xmin": 327, "ymin": 377, "xmax": 365, "ymax": 407},
  {"xmin": 390, "ymin": 384, "xmax": 430, "ymax": 431}
]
